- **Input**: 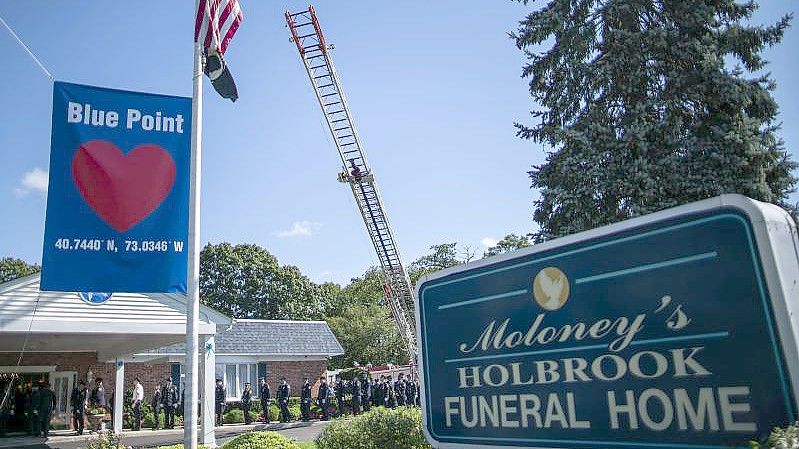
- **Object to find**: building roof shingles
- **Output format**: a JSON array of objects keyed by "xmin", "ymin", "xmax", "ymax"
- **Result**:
[{"xmin": 151, "ymin": 320, "xmax": 344, "ymax": 357}]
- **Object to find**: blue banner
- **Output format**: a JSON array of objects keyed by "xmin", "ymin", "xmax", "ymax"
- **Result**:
[
  {"xmin": 41, "ymin": 82, "xmax": 190, "ymax": 293},
  {"xmin": 417, "ymin": 205, "xmax": 796, "ymax": 448}
]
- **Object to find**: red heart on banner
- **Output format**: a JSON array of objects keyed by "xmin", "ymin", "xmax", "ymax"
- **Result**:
[{"xmin": 71, "ymin": 140, "xmax": 177, "ymax": 233}]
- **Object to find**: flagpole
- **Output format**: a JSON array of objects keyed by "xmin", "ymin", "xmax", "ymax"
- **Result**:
[{"xmin": 185, "ymin": 11, "xmax": 203, "ymax": 449}]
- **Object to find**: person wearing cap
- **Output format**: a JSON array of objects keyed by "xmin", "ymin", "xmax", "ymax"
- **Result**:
[
  {"xmin": 161, "ymin": 377, "xmax": 179, "ymax": 429},
  {"xmin": 214, "ymin": 378, "xmax": 226, "ymax": 426},
  {"xmin": 37, "ymin": 381, "xmax": 56, "ymax": 437},
  {"xmin": 277, "ymin": 378, "xmax": 291, "ymax": 422},
  {"xmin": 316, "ymin": 376, "xmax": 330, "ymax": 421},
  {"xmin": 241, "ymin": 382, "xmax": 253, "ymax": 425},
  {"xmin": 300, "ymin": 378, "xmax": 311, "ymax": 421},
  {"xmin": 258, "ymin": 378, "xmax": 271, "ymax": 423}
]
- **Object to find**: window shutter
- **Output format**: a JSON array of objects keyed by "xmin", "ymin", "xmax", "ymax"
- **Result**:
[
  {"xmin": 258, "ymin": 362, "xmax": 267, "ymax": 382},
  {"xmin": 171, "ymin": 363, "xmax": 181, "ymax": 386}
]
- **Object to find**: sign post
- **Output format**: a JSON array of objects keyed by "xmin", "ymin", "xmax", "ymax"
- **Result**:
[{"xmin": 416, "ymin": 194, "xmax": 799, "ymax": 449}]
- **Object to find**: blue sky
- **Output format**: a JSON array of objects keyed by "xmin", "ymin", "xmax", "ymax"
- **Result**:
[{"xmin": 1, "ymin": 1, "xmax": 796, "ymax": 286}]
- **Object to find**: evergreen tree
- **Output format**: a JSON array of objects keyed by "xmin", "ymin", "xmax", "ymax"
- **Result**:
[{"xmin": 513, "ymin": 0, "xmax": 796, "ymax": 240}]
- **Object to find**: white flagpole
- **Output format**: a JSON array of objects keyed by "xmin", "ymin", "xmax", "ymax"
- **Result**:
[{"xmin": 185, "ymin": 5, "xmax": 203, "ymax": 448}]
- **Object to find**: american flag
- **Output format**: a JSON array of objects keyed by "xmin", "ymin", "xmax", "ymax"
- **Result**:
[
  {"xmin": 194, "ymin": 0, "xmax": 243, "ymax": 55},
  {"xmin": 194, "ymin": 0, "xmax": 243, "ymax": 101}
]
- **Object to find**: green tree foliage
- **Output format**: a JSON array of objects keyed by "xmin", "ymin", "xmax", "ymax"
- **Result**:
[
  {"xmin": 483, "ymin": 233, "xmax": 532, "ymax": 257},
  {"xmin": 199, "ymin": 243, "xmax": 324, "ymax": 320},
  {"xmin": 408, "ymin": 243, "xmax": 461, "ymax": 284},
  {"xmin": 326, "ymin": 304, "xmax": 408, "ymax": 368},
  {"xmin": 513, "ymin": 0, "xmax": 797, "ymax": 240},
  {"xmin": 0, "ymin": 257, "xmax": 40, "ymax": 283}
]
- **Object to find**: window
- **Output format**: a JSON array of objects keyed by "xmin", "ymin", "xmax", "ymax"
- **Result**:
[{"xmin": 218, "ymin": 363, "xmax": 258, "ymax": 401}]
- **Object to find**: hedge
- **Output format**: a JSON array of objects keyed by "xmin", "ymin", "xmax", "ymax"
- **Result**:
[{"xmin": 315, "ymin": 406, "xmax": 431, "ymax": 449}]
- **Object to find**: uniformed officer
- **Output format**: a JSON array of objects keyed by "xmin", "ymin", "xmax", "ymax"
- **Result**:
[
  {"xmin": 360, "ymin": 375, "xmax": 371, "ymax": 413},
  {"xmin": 350, "ymin": 376, "xmax": 361, "ymax": 415},
  {"xmin": 300, "ymin": 378, "xmax": 312, "ymax": 421},
  {"xmin": 277, "ymin": 378, "xmax": 291, "ymax": 422},
  {"xmin": 415, "ymin": 378, "xmax": 421, "ymax": 406},
  {"xmin": 37, "ymin": 382, "xmax": 55, "ymax": 437},
  {"xmin": 214, "ymin": 379, "xmax": 226, "ymax": 426},
  {"xmin": 161, "ymin": 377, "xmax": 179, "ymax": 429},
  {"xmin": 386, "ymin": 376, "xmax": 396, "ymax": 408},
  {"xmin": 70, "ymin": 380, "xmax": 88, "ymax": 435},
  {"xmin": 370, "ymin": 377, "xmax": 379, "ymax": 408},
  {"xmin": 151, "ymin": 382, "xmax": 163, "ymax": 430},
  {"xmin": 258, "ymin": 378, "xmax": 271, "ymax": 423},
  {"xmin": 404, "ymin": 375, "xmax": 415, "ymax": 407},
  {"xmin": 28, "ymin": 382, "xmax": 40, "ymax": 436},
  {"xmin": 241, "ymin": 382, "xmax": 253, "ymax": 424},
  {"xmin": 394, "ymin": 373, "xmax": 407, "ymax": 406},
  {"xmin": 317, "ymin": 376, "xmax": 330, "ymax": 421},
  {"xmin": 333, "ymin": 375, "xmax": 345, "ymax": 417}
]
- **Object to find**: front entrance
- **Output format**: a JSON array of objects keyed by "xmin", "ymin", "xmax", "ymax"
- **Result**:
[
  {"xmin": 51, "ymin": 371, "xmax": 75, "ymax": 430},
  {"xmin": 0, "ymin": 370, "xmax": 51, "ymax": 436}
]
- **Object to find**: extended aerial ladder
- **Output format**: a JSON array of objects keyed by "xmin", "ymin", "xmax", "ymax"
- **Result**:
[{"xmin": 286, "ymin": 6, "xmax": 418, "ymax": 363}]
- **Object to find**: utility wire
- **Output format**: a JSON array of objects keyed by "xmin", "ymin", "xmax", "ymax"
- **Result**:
[{"xmin": 0, "ymin": 13, "xmax": 54, "ymax": 81}]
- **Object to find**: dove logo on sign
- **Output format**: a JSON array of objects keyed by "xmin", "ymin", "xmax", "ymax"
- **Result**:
[{"xmin": 532, "ymin": 267, "xmax": 569, "ymax": 311}]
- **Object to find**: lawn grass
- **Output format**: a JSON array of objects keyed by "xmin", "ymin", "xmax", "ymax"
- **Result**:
[{"xmin": 296, "ymin": 441, "xmax": 317, "ymax": 449}]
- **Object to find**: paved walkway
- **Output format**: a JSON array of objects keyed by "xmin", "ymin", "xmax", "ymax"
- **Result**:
[{"xmin": 0, "ymin": 421, "xmax": 330, "ymax": 448}]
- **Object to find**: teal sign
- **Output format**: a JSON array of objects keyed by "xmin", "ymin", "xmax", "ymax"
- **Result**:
[{"xmin": 416, "ymin": 197, "xmax": 798, "ymax": 449}]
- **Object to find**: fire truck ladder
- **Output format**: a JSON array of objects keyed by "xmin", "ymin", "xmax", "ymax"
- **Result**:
[{"xmin": 286, "ymin": 6, "xmax": 418, "ymax": 363}]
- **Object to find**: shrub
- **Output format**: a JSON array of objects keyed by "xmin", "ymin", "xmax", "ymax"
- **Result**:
[
  {"xmin": 84, "ymin": 431, "xmax": 126, "ymax": 449},
  {"xmin": 223, "ymin": 431, "xmax": 301, "ymax": 449},
  {"xmin": 224, "ymin": 409, "xmax": 245, "ymax": 424},
  {"xmin": 751, "ymin": 422, "xmax": 799, "ymax": 449},
  {"xmin": 315, "ymin": 406, "xmax": 431, "ymax": 449}
]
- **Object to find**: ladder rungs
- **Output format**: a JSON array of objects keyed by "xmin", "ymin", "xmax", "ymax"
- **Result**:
[
  {"xmin": 333, "ymin": 126, "xmax": 350, "ymax": 131},
  {"xmin": 341, "ymin": 142, "xmax": 356, "ymax": 146},
  {"xmin": 331, "ymin": 118, "xmax": 348, "ymax": 123},
  {"xmin": 289, "ymin": 10, "xmax": 310, "ymax": 17},
  {"xmin": 317, "ymin": 83, "xmax": 334, "ymax": 89},
  {"xmin": 293, "ymin": 22, "xmax": 314, "ymax": 28},
  {"xmin": 310, "ymin": 64, "xmax": 328, "ymax": 70},
  {"xmin": 298, "ymin": 33, "xmax": 317, "ymax": 39},
  {"xmin": 337, "ymin": 134, "xmax": 353, "ymax": 139},
  {"xmin": 343, "ymin": 150, "xmax": 360, "ymax": 154},
  {"xmin": 327, "ymin": 109, "xmax": 345, "ymax": 115},
  {"xmin": 313, "ymin": 74, "xmax": 331, "ymax": 79},
  {"xmin": 325, "ymin": 101, "xmax": 342, "ymax": 107},
  {"xmin": 321, "ymin": 92, "xmax": 339, "ymax": 98}
]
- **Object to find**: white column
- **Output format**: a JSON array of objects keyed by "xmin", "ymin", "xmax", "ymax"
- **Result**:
[
  {"xmin": 113, "ymin": 358, "xmax": 125, "ymax": 433},
  {"xmin": 200, "ymin": 335, "xmax": 217, "ymax": 447}
]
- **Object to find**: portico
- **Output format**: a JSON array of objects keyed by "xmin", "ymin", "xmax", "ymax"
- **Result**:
[{"xmin": 0, "ymin": 274, "xmax": 230, "ymax": 447}]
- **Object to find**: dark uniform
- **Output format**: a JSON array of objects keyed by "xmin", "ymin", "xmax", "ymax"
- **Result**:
[
  {"xmin": 300, "ymin": 380, "xmax": 312, "ymax": 421},
  {"xmin": 70, "ymin": 384, "xmax": 88, "ymax": 435},
  {"xmin": 259, "ymin": 381, "xmax": 271, "ymax": 422},
  {"xmin": 406, "ymin": 379, "xmax": 417, "ymax": 407},
  {"xmin": 350, "ymin": 378, "xmax": 361, "ymax": 415},
  {"xmin": 277, "ymin": 381, "xmax": 291, "ymax": 422},
  {"xmin": 161, "ymin": 380, "xmax": 179, "ymax": 429},
  {"xmin": 151, "ymin": 386, "xmax": 162, "ymax": 430},
  {"xmin": 241, "ymin": 384, "xmax": 253, "ymax": 424},
  {"xmin": 385, "ymin": 379, "xmax": 396, "ymax": 408},
  {"xmin": 28, "ymin": 386, "xmax": 40, "ymax": 436},
  {"xmin": 360, "ymin": 377, "xmax": 371, "ymax": 412},
  {"xmin": 394, "ymin": 377, "xmax": 406, "ymax": 406},
  {"xmin": 334, "ymin": 378, "xmax": 345, "ymax": 416},
  {"xmin": 38, "ymin": 384, "xmax": 56, "ymax": 437},
  {"xmin": 317, "ymin": 378, "xmax": 330, "ymax": 421},
  {"xmin": 214, "ymin": 381, "xmax": 226, "ymax": 426},
  {"xmin": 415, "ymin": 380, "xmax": 421, "ymax": 406},
  {"xmin": 371, "ymin": 379, "xmax": 380, "ymax": 407}
]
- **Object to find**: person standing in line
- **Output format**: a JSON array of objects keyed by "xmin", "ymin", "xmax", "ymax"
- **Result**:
[
  {"xmin": 277, "ymin": 378, "xmax": 291, "ymax": 423},
  {"xmin": 214, "ymin": 379, "xmax": 226, "ymax": 427},
  {"xmin": 300, "ymin": 378, "xmax": 311, "ymax": 421},
  {"xmin": 371, "ymin": 377, "xmax": 379, "ymax": 408},
  {"xmin": 241, "ymin": 382, "xmax": 253, "ymax": 425},
  {"xmin": 151, "ymin": 382, "xmax": 162, "ymax": 430},
  {"xmin": 28, "ymin": 382, "xmax": 40, "ymax": 436},
  {"xmin": 333, "ymin": 375, "xmax": 345, "ymax": 417},
  {"xmin": 316, "ymin": 376, "xmax": 330, "ymax": 421},
  {"xmin": 414, "ymin": 377, "xmax": 421, "ymax": 406},
  {"xmin": 404, "ymin": 375, "xmax": 415, "ymax": 407},
  {"xmin": 360, "ymin": 375, "xmax": 371, "ymax": 413},
  {"xmin": 258, "ymin": 378, "xmax": 271, "ymax": 423},
  {"xmin": 161, "ymin": 377, "xmax": 179, "ymax": 429},
  {"xmin": 70, "ymin": 380, "xmax": 88, "ymax": 435},
  {"xmin": 132, "ymin": 378, "xmax": 144, "ymax": 431},
  {"xmin": 394, "ymin": 373, "xmax": 407, "ymax": 407},
  {"xmin": 37, "ymin": 382, "xmax": 56, "ymax": 438},
  {"xmin": 350, "ymin": 376, "xmax": 361, "ymax": 416}
]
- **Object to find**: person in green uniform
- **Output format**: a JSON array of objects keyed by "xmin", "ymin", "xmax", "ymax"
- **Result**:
[{"xmin": 38, "ymin": 382, "xmax": 56, "ymax": 437}]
